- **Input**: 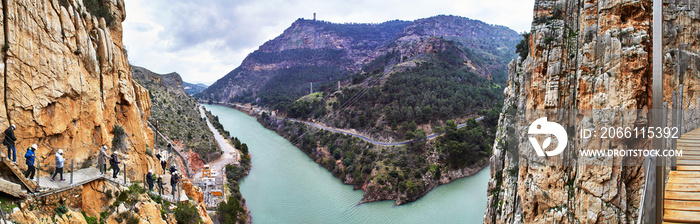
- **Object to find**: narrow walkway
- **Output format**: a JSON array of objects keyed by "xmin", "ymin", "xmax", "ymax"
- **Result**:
[
  {"xmin": 663, "ymin": 128, "xmax": 700, "ymax": 222},
  {"xmin": 32, "ymin": 166, "xmax": 189, "ymax": 204},
  {"xmin": 0, "ymin": 151, "xmax": 37, "ymax": 196}
]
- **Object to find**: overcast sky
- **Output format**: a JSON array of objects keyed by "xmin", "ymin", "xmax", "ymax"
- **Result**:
[{"xmin": 123, "ymin": 0, "xmax": 535, "ymax": 85}]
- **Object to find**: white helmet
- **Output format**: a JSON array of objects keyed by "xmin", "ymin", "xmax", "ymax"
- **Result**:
[
  {"xmin": 31, "ymin": 144, "xmax": 37, "ymax": 150},
  {"xmin": 10, "ymin": 124, "xmax": 15, "ymax": 129},
  {"xmin": 149, "ymin": 169, "xmax": 153, "ymax": 173},
  {"xmin": 58, "ymin": 149, "xmax": 63, "ymax": 154},
  {"xmin": 102, "ymin": 145, "xmax": 107, "ymax": 150}
]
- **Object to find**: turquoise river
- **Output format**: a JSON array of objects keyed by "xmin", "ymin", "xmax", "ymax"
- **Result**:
[{"xmin": 204, "ymin": 104, "xmax": 489, "ymax": 223}]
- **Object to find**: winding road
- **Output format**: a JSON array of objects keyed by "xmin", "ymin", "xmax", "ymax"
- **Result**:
[
  {"xmin": 194, "ymin": 106, "xmax": 239, "ymax": 180},
  {"xmin": 203, "ymin": 101, "xmax": 485, "ymax": 146},
  {"xmin": 288, "ymin": 116, "xmax": 484, "ymax": 146}
]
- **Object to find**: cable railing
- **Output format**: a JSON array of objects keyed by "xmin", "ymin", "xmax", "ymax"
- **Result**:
[{"xmin": 147, "ymin": 121, "xmax": 193, "ymax": 178}]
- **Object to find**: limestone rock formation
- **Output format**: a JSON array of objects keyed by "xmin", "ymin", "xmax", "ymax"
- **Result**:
[
  {"xmin": 485, "ymin": 0, "xmax": 700, "ymax": 223},
  {"xmin": 1, "ymin": 0, "xmax": 154, "ymax": 181}
]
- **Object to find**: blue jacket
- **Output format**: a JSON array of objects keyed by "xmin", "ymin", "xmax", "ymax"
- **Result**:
[
  {"xmin": 55, "ymin": 153, "xmax": 65, "ymax": 168},
  {"xmin": 25, "ymin": 148, "xmax": 34, "ymax": 166}
]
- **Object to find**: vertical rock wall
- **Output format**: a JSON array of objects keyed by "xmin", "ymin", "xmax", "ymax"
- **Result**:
[
  {"xmin": 0, "ymin": 0, "xmax": 154, "ymax": 179},
  {"xmin": 485, "ymin": 0, "xmax": 700, "ymax": 223}
]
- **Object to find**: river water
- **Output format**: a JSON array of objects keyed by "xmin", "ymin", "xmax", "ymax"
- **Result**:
[{"xmin": 203, "ymin": 104, "xmax": 489, "ymax": 224}]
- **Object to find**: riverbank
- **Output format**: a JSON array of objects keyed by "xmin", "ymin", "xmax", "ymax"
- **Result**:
[
  {"xmin": 200, "ymin": 106, "xmax": 252, "ymax": 223},
  {"xmin": 203, "ymin": 104, "xmax": 491, "ymax": 223},
  {"xmin": 209, "ymin": 102, "xmax": 490, "ymax": 206}
]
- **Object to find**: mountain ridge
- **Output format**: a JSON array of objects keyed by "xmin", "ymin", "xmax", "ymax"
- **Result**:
[{"xmin": 198, "ymin": 15, "xmax": 520, "ymax": 107}]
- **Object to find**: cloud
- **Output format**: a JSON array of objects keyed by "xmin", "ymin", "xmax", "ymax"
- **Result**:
[{"xmin": 123, "ymin": 0, "xmax": 535, "ymax": 85}]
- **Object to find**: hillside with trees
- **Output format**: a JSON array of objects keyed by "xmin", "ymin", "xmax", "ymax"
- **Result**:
[{"xmin": 132, "ymin": 66, "xmax": 221, "ymax": 163}]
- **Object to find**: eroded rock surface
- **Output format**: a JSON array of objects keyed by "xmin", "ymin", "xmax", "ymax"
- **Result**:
[{"xmin": 485, "ymin": 0, "xmax": 700, "ymax": 223}]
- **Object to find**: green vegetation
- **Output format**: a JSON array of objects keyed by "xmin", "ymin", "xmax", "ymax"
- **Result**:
[
  {"xmin": 82, "ymin": 211, "xmax": 99, "ymax": 224},
  {"xmin": 259, "ymin": 104, "xmax": 500, "ymax": 203},
  {"xmin": 82, "ymin": 0, "xmax": 116, "ymax": 26},
  {"xmin": 174, "ymin": 202, "xmax": 201, "ymax": 224},
  {"xmin": 54, "ymin": 203, "xmax": 69, "ymax": 216},
  {"xmin": 133, "ymin": 67, "xmax": 220, "ymax": 163},
  {"xmin": 218, "ymin": 164, "xmax": 249, "ymax": 223},
  {"xmin": 111, "ymin": 125, "xmax": 126, "ymax": 150},
  {"xmin": 217, "ymin": 196, "xmax": 242, "ymax": 223},
  {"xmin": 287, "ymin": 60, "xmax": 502, "ymax": 142},
  {"xmin": 59, "ymin": 0, "xmax": 70, "ymax": 9},
  {"xmin": 439, "ymin": 119, "xmax": 491, "ymax": 168},
  {"xmin": 515, "ymin": 32, "xmax": 530, "ymax": 60}
]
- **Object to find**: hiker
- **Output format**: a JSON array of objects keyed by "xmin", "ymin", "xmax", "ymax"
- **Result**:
[
  {"xmin": 157, "ymin": 175, "xmax": 164, "ymax": 195},
  {"xmin": 160, "ymin": 159, "xmax": 167, "ymax": 172},
  {"xmin": 167, "ymin": 143, "xmax": 172, "ymax": 154},
  {"xmin": 99, "ymin": 145, "xmax": 109, "ymax": 174},
  {"xmin": 51, "ymin": 149, "xmax": 65, "ymax": 181},
  {"xmin": 24, "ymin": 144, "xmax": 36, "ymax": 180},
  {"xmin": 169, "ymin": 164, "xmax": 177, "ymax": 175},
  {"xmin": 146, "ymin": 169, "xmax": 156, "ymax": 191},
  {"xmin": 155, "ymin": 152, "xmax": 161, "ymax": 161},
  {"xmin": 3, "ymin": 124, "xmax": 17, "ymax": 162},
  {"xmin": 110, "ymin": 152, "xmax": 121, "ymax": 178},
  {"xmin": 171, "ymin": 171, "xmax": 180, "ymax": 198}
]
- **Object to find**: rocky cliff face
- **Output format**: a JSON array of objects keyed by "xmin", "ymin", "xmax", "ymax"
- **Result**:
[
  {"xmin": 1, "ymin": 0, "xmax": 154, "ymax": 179},
  {"xmin": 485, "ymin": 0, "xmax": 700, "ymax": 223}
]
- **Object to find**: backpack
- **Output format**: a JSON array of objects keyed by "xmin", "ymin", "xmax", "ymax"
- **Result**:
[{"xmin": 171, "ymin": 174, "xmax": 179, "ymax": 184}]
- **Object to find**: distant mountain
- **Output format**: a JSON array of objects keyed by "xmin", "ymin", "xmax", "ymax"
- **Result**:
[
  {"xmin": 183, "ymin": 82, "xmax": 208, "ymax": 95},
  {"xmin": 198, "ymin": 15, "xmax": 519, "ymax": 108}
]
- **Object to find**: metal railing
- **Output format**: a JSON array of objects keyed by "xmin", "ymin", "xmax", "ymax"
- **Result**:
[{"xmin": 638, "ymin": 86, "xmax": 700, "ymax": 223}]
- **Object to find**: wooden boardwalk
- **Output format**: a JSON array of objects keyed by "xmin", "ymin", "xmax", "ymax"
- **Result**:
[
  {"xmin": 0, "ymin": 151, "xmax": 37, "ymax": 196},
  {"xmin": 663, "ymin": 128, "xmax": 700, "ymax": 223}
]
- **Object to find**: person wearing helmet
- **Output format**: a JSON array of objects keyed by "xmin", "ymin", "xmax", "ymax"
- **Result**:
[
  {"xmin": 146, "ymin": 169, "xmax": 156, "ymax": 191},
  {"xmin": 24, "ymin": 144, "xmax": 36, "ymax": 179},
  {"xmin": 169, "ymin": 164, "xmax": 177, "ymax": 175},
  {"xmin": 3, "ymin": 124, "xmax": 17, "ymax": 163},
  {"xmin": 160, "ymin": 158, "xmax": 167, "ymax": 172},
  {"xmin": 157, "ymin": 175, "xmax": 164, "ymax": 195},
  {"xmin": 51, "ymin": 149, "xmax": 65, "ymax": 181},
  {"xmin": 99, "ymin": 145, "xmax": 109, "ymax": 174},
  {"xmin": 110, "ymin": 152, "xmax": 121, "ymax": 178},
  {"xmin": 171, "ymin": 171, "xmax": 180, "ymax": 198}
]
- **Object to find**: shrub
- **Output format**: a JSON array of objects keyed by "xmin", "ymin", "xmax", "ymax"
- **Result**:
[
  {"xmin": 112, "ymin": 125, "xmax": 126, "ymax": 150},
  {"xmin": 126, "ymin": 215, "xmax": 139, "ymax": 224},
  {"xmin": 82, "ymin": 211, "xmax": 98, "ymax": 224},
  {"xmin": 55, "ymin": 204, "xmax": 68, "ymax": 216},
  {"xmin": 174, "ymin": 202, "xmax": 201, "ymax": 224},
  {"xmin": 515, "ymin": 32, "xmax": 530, "ymax": 60},
  {"xmin": 216, "ymin": 196, "xmax": 240, "ymax": 223},
  {"xmin": 82, "ymin": 0, "xmax": 115, "ymax": 26}
]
